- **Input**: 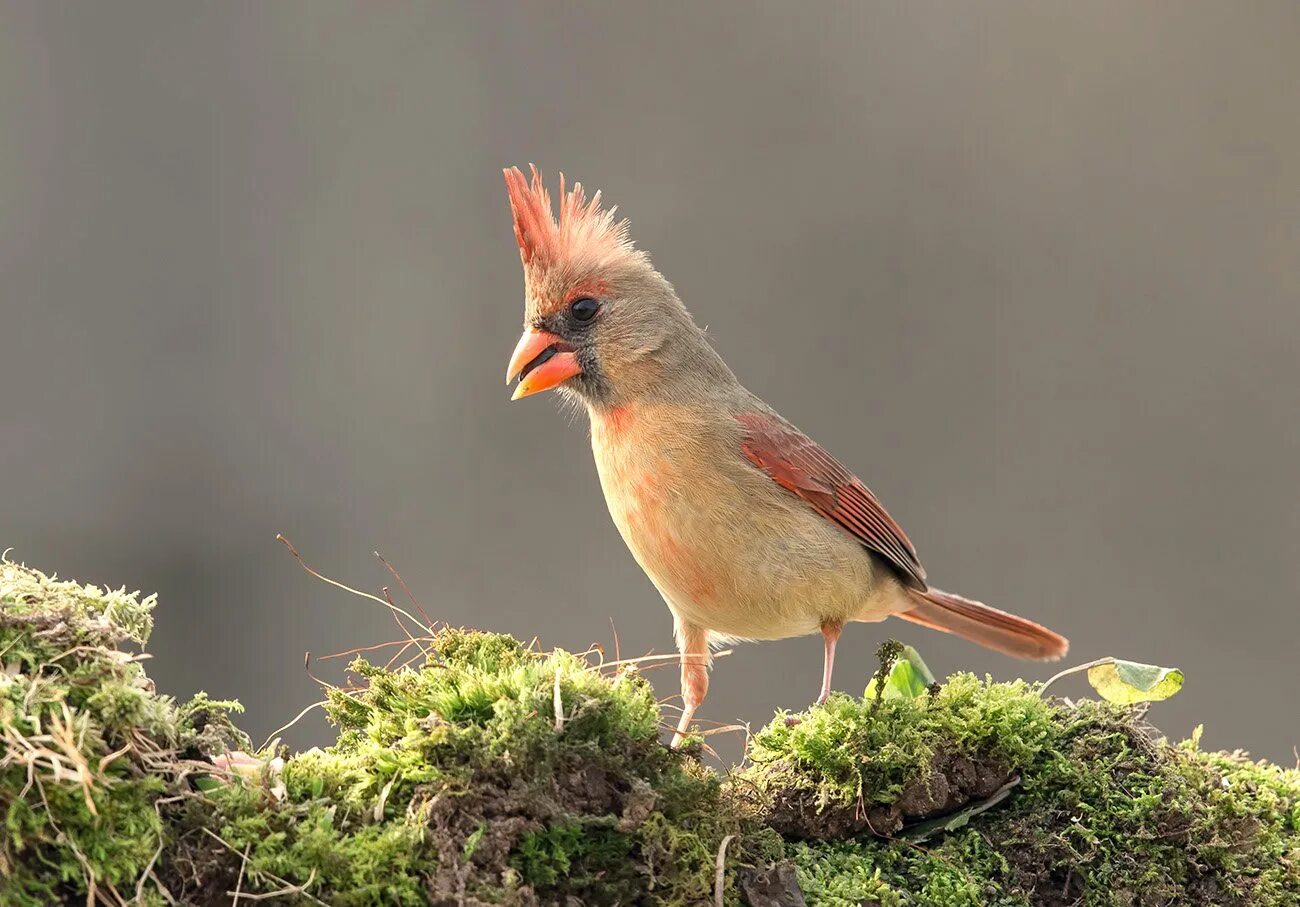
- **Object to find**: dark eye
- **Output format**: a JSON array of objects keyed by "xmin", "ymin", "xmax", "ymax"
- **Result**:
[{"xmin": 569, "ymin": 297, "xmax": 600, "ymax": 323}]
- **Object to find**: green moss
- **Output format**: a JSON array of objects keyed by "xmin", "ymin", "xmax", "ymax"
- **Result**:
[
  {"xmin": 788, "ymin": 834, "xmax": 1020, "ymax": 907},
  {"xmin": 0, "ymin": 560, "xmax": 245, "ymax": 906},
  {"xmin": 211, "ymin": 776, "xmax": 433, "ymax": 906},
  {"xmin": 744, "ymin": 673, "xmax": 1056, "ymax": 816},
  {"xmin": 0, "ymin": 558, "xmax": 154, "ymax": 645},
  {"xmin": 512, "ymin": 821, "xmax": 642, "ymax": 900},
  {"xmin": 4, "ymin": 556, "xmax": 1297, "ymax": 905},
  {"xmin": 199, "ymin": 627, "xmax": 762, "ymax": 905},
  {"xmin": 749, "ymin": 680, "xmax": 1300, "ymax": 906}
]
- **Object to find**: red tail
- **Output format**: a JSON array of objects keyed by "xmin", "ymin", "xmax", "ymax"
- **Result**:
[{"xmin": 899, "ymin": 588, "xmax": 1068, "ymax": 661}]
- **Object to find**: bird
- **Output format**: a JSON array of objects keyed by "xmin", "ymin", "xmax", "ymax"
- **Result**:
[{"xmin": 501, "ymin": 166, "xmax": 1068, "ymax": 745}]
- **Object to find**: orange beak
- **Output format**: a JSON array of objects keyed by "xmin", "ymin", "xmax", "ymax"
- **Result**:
[{"xmin": 505, "ymin": 328, "xmax": 582, "ymax": 400}]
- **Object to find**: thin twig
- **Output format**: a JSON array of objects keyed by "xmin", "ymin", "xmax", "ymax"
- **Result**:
[
  {"xmin": 1039, "ymin": 658, "xmax": 1111, "ymax": 698},
  {"xmin": 231, "ymin": 844, "xmax": 250, "ymax": 904},
  {"xmin": 147, "ymin": 868, "xmax": 177, "ymax": 906},
  {"xmin": 275, "ymin": 535, "xmax": 430, "ymax": 637},
  {"xmin": 201, "ymin": 829, "xmax": 328, "ymax": 906},
  {"xmin": 317, "ymin": 638, "xmax": 425, "ymax": 661},
  {"xmin": 392, "ymin": 645, "xmax": 430, "ymax": 673},
  {"xmin": 385, "ymin": 639, "xmax": 428, "ymax": 672},
  {"xmin": 302, "ymin": 651, "xmax": 330, "ymax": 689},
  {"xmin": 374, "ymin": 549, "xmax": 435, "ymax": 628},
  {"xmin": 133, "ymin": 841, "xmax": 165, "ymax": 904},
  {"xmin": 600, "ymin": 649, "xmax": 732, "ymax": 670},
  {"xmin": 380, "ymin": 585, "xmax": 422, "ymax": 650},
  {"xmin": 224, "ymin": 868, "xmax": 319, "ymax": 902},
  {"xmin": 259, "ymin": 701, "xmax": 328, "ymax": 751},
  {"xmin": 714, "ymin": 834, "xmax": 736, "ymax": 907},
  {"xmin": 553, "ymin": 669, "xmax": 565, "ymax": 732}
]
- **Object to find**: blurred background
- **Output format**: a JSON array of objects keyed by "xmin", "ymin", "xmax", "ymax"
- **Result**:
[{"xmin": 2, "ymin": 2, "xmax": 1297, "ymax": 763}]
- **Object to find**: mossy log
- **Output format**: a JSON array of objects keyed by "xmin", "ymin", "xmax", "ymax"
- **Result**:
[{"xmin": 1, "ymin": 559, "xmax": 1297, "ymax": 906}]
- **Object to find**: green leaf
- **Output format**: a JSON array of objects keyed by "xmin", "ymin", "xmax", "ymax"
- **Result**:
[
  {"xmin": 1086, "ymin": 659, "xmax": 1184, "ymax": 704},
  {"xmin": 864, "ymin": 645, "xmax": 936, "ymax": 701},
  {"xmin": 897, "ymin": 775, "xmax": 1021, "ymax": 843},
  {"xmin": 462, "ymin": 822, "xmax": 487, "ymax": 861}
]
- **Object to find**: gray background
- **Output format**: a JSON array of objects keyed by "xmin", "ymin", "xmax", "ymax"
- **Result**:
[{"xmin": 2, "ymin": 2, "xmax": 1297, "ymax": 763}]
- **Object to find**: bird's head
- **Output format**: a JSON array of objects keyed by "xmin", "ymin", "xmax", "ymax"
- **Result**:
[{"xmin": 502, "ymin": 166, "xmax": 706, "ymax": 410}]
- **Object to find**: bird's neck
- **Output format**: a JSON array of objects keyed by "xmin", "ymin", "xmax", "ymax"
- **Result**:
[{"xmin": 588, "ymin": 323, "xmax": 740, "ymax": 419}]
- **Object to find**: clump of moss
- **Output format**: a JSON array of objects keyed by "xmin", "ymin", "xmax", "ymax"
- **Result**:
[
  {"xmin": 5, "ymin": 556, "xmax": 1298, "ymax": 906},
  {"xmin": 742, "ymin": 671, "xmax": 1300, "ymax": 906},
  {"xmin": 0, "ymin": 561, "xmax": 777, "ymax": 905},
  {"xmin": 742, "ymin": 673, "xmax": 1053, "ymax": 839},
  {"xmin": 0, "ymin": 560, "xmax": 245, "ymax": 906},
  {"xmin": 192, "ymin": 626, "xmax": 777, "ymax": 905}
]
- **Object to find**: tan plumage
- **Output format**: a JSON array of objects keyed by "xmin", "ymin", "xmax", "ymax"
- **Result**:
[{"xmin": 503, "ymin": 167, "xmax": 1068, "ymax": 744}]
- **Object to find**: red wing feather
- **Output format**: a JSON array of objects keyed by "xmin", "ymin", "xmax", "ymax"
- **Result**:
[{"xmin": 737, "ymin": 411, "xmax": 928, "ymax": 590}]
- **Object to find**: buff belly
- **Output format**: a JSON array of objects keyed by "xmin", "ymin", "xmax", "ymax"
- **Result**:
[{"xmin": 595, "ymin": 438, "xmax": 907, "ymax": 642}]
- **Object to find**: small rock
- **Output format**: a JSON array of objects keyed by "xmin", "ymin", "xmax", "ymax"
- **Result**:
[{"xmin": 737, "ymin": 862, "xmax": 808, "ymax": 907}]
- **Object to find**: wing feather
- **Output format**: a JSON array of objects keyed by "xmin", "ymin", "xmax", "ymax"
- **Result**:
[{"xmin": 737, "ymin": 411, "xmax": 927, "ymax": 590}]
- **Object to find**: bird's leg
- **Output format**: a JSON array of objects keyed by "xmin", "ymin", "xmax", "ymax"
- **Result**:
[
  {"xmin": 816, "ymin": 621, "xmax": 843, "ymax": 705},
  {"xmin": 672, "ymin": 623, "xmax": 710, "ymax": 748}
]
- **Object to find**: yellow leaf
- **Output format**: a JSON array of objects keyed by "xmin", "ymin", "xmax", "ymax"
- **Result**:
[{"xmin": 1086, "ymin": 660, "xmax": 1184, "ymax": 704}]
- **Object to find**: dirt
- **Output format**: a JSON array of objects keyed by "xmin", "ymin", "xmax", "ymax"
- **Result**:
[
  {"xmin": 421, "ymin": 753, "xmax": 661, "ymax": 905},
  {"xmin": 765, "ymin": 751, "xmax": 1014, "ymax": 839}
]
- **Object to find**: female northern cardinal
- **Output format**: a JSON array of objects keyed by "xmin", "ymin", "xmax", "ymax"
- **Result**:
[{"xmin": 502, "ymin": 166, "xmax": 1067, "ymax": 744}]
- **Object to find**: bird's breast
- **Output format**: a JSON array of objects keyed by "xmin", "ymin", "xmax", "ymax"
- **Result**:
[
  {"xmin": 590, "ymin": 404, "xmax": 884, "ymax": 640},
  {"xmin": 594, "ymin": 418, "xmax": 719, "ymax": 606}
]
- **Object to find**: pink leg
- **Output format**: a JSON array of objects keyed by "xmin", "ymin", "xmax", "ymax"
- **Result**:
[
  {"xmin": 816, "ymin": 621, "xmax": 843, "ymax": 705},
  {"xmin": 672, "ymin": 623, "xmax": 710, "ymax": 748}
]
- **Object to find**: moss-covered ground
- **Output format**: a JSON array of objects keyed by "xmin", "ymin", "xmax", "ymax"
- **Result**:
[{"xmin": 2, "ymin": 558, "xmax": 1297, "ymax": 905}]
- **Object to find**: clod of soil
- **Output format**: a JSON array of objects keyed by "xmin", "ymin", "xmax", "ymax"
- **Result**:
[{"xmin": 765, "ymin": 751, "xmax": 1013, "ymax": 839}]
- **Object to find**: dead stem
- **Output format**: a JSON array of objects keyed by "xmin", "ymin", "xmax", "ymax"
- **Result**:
[
  {"xmin": 714, "ymin": 834, "xmax": 736, "ymax": 907},
  {"xmin": 200, "ymin": 829, "xmax": 328, "ymax": 906},
  {"xmin": 274, "ymin": 535, "xmax": 430, "ymax": 655},
  {"xmin": 258, "ymin": 701, "xmax": 328, "ymax": 752},
  {"xmin": 374, "ymin": 549, "xmax": 436, "ymax": 628}
]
